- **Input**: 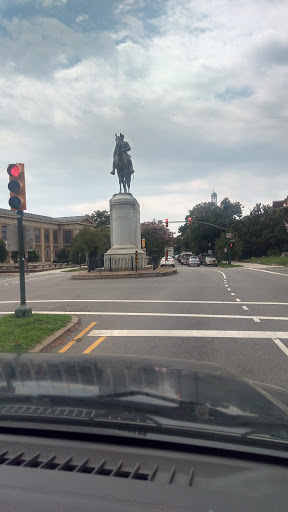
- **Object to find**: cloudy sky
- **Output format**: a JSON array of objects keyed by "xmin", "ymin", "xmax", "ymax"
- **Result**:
[{"xmin": 0, "ymin": 0, "xmax": 287, "ymax": 230}]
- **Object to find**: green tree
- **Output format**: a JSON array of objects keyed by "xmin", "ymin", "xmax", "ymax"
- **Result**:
[
  {"xmin": 56, "ymin": 248, "xmax": 70, "ymax": 263},
  {"xmin": 233, "ymin": 204, "xmax": 288, "ymax": 258},
  {"xmin": 220, "ymin": 197, "xmax": 243, "ymax": 219},
  {"xmin": 215, "ymin": 232, "xmax": 243, "ymax": 261},
  {"xmin": 70, "ymin": 227, "xmax": 109, "ymax": 264},
  {"xmin": 27, "ymin": 250, "xmax": 40, "ymax": 263},
  {"xmin": 141, "ymin": 221, "xmax": 174, "ymax": 261},
  {"xmin": 89, "ymin": 210, "xmax": 110, "ymax": 228},
  {"xmin": 0, "ymin": 239, "xmax": 8, "ymax": 263},
  {"xmin": 179, "ymin": 202, "xmax": 227, "ymax": 254}
]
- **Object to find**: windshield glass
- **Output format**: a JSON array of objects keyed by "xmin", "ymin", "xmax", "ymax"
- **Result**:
[{"xmin": 0, "ymin": 0, "xmax": 287, "ymax": 456}]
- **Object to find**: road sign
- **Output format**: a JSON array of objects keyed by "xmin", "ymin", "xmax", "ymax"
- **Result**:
[
  {"xmin": 6, "ymin": 225, "xmax": 34, "ymax": 251},
  {"xmin": 226, "ymin": 232, "xmax": 232, "ymax": 239}
]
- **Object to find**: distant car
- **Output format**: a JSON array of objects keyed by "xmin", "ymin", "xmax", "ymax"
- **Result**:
[
  {"xmin": 187, "ymin": 256, "xmax": 200, "ymax": 267},
  {"xmin": 180, "ymin": 252, "xmax": 193, "ymax": 265},
  {"xmin": 198, "ymin": 253, "xmax": 210, "ymax": 265},
  {"xmin": 203, "ymin": 256, "xmax": 218, "ymax": 266},
  {"xmin": 160, "ymin": 256, "xmax": 175, "ymax": 267}
]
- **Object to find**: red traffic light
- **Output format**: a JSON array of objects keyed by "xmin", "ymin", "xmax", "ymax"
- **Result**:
[
  {"xmin": 7, "ymin": 163, "xmax": 26, "ymax": 210},
  {"xmin": 165, "ymin": 219, "xmax": 168, "ymax": 227},
  {"xmin": 7, "ymin": 164, "xmax": 21, "ymax": 178},
  {"xmin": 188, "ymin": 216, "xmax": 192, "ymax": 225}
]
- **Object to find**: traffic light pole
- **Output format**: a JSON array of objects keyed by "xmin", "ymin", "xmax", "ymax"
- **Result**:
[
  {"xmin": 226, "ymin": 218, "xmax": 231, "ymax": 265},
  {"xmin": 15, "ymin": 210, "xmax": 32, "ymax": 318}
]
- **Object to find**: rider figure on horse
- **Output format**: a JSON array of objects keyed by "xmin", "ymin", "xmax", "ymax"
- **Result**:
[{"xmin": 111, "ymin": 133, "xmax": 135, "ymax": 175}]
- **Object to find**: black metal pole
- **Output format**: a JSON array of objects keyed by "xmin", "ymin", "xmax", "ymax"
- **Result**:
[
  {"xmin": 227, "ymin": 218, "xmax": 231, "ymax": 265},
  {"xmin": 15, "ymin": 210, "xmax": 32, "ymax": 317}
]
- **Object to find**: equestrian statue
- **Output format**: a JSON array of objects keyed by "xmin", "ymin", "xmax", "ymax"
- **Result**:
[{"xmin": 110, "ymin": 133, "xmax": 135, "ymax": 193}]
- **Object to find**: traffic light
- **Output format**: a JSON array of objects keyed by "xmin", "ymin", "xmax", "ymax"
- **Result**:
[
  {"xmin": 7, "ymin": 163, "xmax": 26, "ymax": 210},
  {"xmin": 141, "ymin": 238, "xmax": 145, "ymax": 248},
  {"xmin": 188, "ymin": 216, "xmax": 192, "ymax": 226},
  {"xmin": 165, "ymin": 219, "xmax": 168, "ymax": 227},
  {"xmin": 230, "ymin": 242, "xmax": 234, "ymax": 248}
]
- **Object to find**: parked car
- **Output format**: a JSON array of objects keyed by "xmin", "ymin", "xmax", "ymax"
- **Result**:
[
  {"xmin": 203, "ymin": 256, "xmax": 218, "ymax": 266},
  {"xmin": 181, "ymin": 252, "xmax": 193, "ymax": 265},
  {"xmin": 198, "ymin": 253, "xmax": 210, "ymax": 265},
  {"xmin": 160, "ymin": 256, "xmax": 175, "ymax": 267},
  {"xmin": 187, "ymin": 256, "xmax": 200, "ymax": 267}
]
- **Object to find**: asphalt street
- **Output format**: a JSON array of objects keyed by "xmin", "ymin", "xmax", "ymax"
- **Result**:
[{"xmin": 0, "ymin": 263, "xmax": 287, "ymax": 389}]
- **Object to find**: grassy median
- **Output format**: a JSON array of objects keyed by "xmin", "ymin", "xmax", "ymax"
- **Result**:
[
  {"xmin": 218, "ymin": 263, "xmax": 243, "ymax": 268},
  {"xmin": 0, "ymin": 314, "xmax": 72, "ymax": 353}
]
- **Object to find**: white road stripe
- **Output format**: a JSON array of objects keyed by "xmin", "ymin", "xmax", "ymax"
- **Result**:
[
  {"xmin": 0, "ymin": 299, "xmax": 288, "ymax": 305},
  {"xmin": 236, "ymin": 299, "xmax": 241, "ymax": 302},
  {"xmin": 272, "ymin": 338, "xmax": 288, "ymax": 357},
  {"xmin": 88, "ymin": 329, "xmax": 288, "ymax": 339},
  {"xmin": 242, "ymin": 306, "xmax": 249, "ymax": 310},
  {"xmin": 227, "ymin": 288, "xmax": 231, "ymax": 290},
  {"xmin": 1, "ymin": 310, "xmax": 287, "ymax": 322},
  {"xmin": 214, "ymin": 270, "xmax": 227, "ymax": 279},
  {"xmin": 245, "ymin": 268, "xmax": 288, "ymax": 277},
  {"xmin": 231, "ymin": 293, "xmax": 235, "ymax": 296}
]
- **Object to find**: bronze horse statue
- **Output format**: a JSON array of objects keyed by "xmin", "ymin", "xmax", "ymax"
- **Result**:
[{"xmin": 113, "ymin": 134, "xmax": 132, "ymax": 193}]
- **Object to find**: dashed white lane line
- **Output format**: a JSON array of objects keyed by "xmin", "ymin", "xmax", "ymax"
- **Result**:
[
  {"xmin": 214, "ymin": 270, "xmax": 227, "ymax": 279},
  {"xmin": 236, "ymin": 299, "xmax": 241, "ymax": 302},
  {"xmin": 242, "ymin": 306, "xmax": 249, "ymax": 311},
  {"xmin": 231, "ymin": 293, "xmax": 235, "ymax": 296},
  {"xmin": 227, "ymin": 288, "xmax": 231, "ymax": 291},
  {"xmin": 272, "ymin": 338, "xmax": 288, "ymax": 357},
  {"xmin": 88, "ymin": 329, "xmax": 288, "ymax": 340}
]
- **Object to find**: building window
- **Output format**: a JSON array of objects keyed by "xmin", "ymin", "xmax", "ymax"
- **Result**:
[
  {"xmin": 53, "ymin": 230, "xmax": 58, "ymax": 244},
  {"xmin": 54, "ymin": 249, "xmax": 58, "ymax": 259},
  {"xmin": 46, "ymin": 249, "xmax": 49, "ymax": 260},
  {"xmin": 44, "ymin": 229, "xmax": 50, "ymax": 244},
  {"xmin": 36, "ymin": 249, "xmax": 40, "ymax": 256},
  {"xmin": 35, "ymin": 228, "xmax": 41, "ymax": 244},
  {"xmin": 1, "ymin": 225, "xmax": 7, "ymax": 242},
  {"xmin": 64, "ymin": 230, "xmax": 72, "ymax": 244}
]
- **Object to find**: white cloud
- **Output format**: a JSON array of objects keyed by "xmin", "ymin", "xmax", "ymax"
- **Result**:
[{"xmin": 0, "ymin": 0, "xmax": 288, "ymax": 220}]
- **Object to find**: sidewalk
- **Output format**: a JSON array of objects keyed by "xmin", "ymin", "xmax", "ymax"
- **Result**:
[{"xmin": 235, "ymin": 261, "xmax": 287, "ymax": 269}]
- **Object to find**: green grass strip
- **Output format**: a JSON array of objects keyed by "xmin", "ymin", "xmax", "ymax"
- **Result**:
[
  {"xmin": 218, "ymin": 263, "xmax": 243, "ymax": 268},
  {"xmin": 0, "ymin": 314, "xmax": 72, "ymax": 353}
]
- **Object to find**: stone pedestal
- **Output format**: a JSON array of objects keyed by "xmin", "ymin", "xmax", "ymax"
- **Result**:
[{"xmin": 104, "ymin": 193, "xmax": 146, "ymax": 271}]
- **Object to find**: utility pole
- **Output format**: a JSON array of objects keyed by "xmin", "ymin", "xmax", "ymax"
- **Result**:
[
  {"xmin": 15, "ymin": 210, "xmax": 32, "ymax": 317},
  {"xmin": 226, "ymin": 218, "xmax": 231, "ymax": 265}
]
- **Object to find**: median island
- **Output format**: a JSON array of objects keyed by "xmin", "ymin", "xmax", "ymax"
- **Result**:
[{"xmin": 0, "ymin": 314, "xmax": 72, "ymax": 353}]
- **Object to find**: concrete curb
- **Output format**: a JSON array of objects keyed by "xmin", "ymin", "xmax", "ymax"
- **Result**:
[
  {"xmin": 71, "ymin": 269, "xmax": 177, "ymax": 279},
  {"xmin": 29, "ymin": 315, "xmax": 78, "ymax": 353}
]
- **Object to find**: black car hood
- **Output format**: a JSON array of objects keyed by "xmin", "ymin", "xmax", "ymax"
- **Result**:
[{"xmin": 0, "ymin": 354, "xmax": 287, "ymax": 425}]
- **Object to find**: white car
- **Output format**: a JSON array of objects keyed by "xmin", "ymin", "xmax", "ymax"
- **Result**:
[
  {"xmin": 187, "ymin": 256, "xmax": 200, "ymax": 267},
  {"xmin": 160, "ymin": 256, "xmax": 175, "ymax": 267}
]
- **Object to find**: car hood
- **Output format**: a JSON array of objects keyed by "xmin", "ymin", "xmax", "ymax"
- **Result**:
[{"xmin": 0, "ymin": 354, "xmax": 287, "ymax": 423}]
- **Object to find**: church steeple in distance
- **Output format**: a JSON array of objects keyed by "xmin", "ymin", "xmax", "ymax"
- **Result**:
[{"xmin": 211, "ymin": 189, "xmax": 217, "ymax": 204}]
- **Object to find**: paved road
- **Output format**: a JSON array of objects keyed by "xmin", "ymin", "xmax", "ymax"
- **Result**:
[{"xmin": 0, "ymin": 264, "xmax": 287, "ymax": 389}]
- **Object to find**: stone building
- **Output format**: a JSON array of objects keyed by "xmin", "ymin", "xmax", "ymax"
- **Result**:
[
  {"xmin": 272, "ymin": 196, "xmax": 288, "ymax": 209},
  {"xmin": 0, "ymin": 208, "xmax": 95, "ymax": 263}
]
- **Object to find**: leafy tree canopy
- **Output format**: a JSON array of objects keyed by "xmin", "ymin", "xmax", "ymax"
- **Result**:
[
  {"xmin": 0, "ymin": 239, "xmax": 8, "ymax": 263},
  {"xmin": 70, "ymin": 227, "xmax": 110, "ymax": 264},
  {"xmin": 89, "ymin": 210, "xmax": 110, "ymax": 228},
  {"xmin": 141, "ymin": 221, "xmax": 174, "ymax": 261}
]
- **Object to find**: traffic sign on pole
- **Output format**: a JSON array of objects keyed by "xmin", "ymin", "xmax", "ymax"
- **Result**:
[{"xmin": 226, "ymin": 232, "xmax": 232, "ymax": 239}]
